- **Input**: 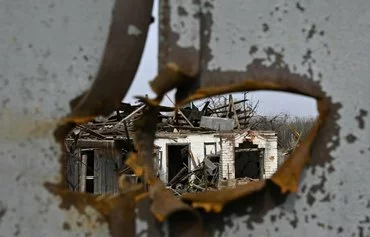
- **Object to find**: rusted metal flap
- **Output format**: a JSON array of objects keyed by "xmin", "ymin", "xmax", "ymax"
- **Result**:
[
  {"xmin": 157, "ymin": 0, "xmax": 326, "ymax": 105},
  {"xmin": 69, "ymin": 0, "xmax": 154, "ymax": 120},
  {"xmin": 182, "ymin": 180, "xmax": 266, "ymax": 212},
  {"xmin": 45, "ymin": 182, "xmax": 146, "ymax": 237},
  {"xmin": 126, "ymin": 105, "xmax": 205, "ymax": 236}
]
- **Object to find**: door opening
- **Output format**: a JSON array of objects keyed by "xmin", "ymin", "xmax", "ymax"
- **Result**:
[
  {"xmin": 81, "ymin": 150, "xmax": 95, "ymax": 193},
  {"xmin": 167, "ymin": 144, "xmax": 190, "ymax": 183},
  {"xmin": 235, "ymin": 141, "xmax": 264, "ymax": 179}
]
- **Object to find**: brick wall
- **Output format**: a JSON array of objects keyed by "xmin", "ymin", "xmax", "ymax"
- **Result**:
[
  {"xmin": 154, "ymin": 130, "xmax": 278, "ymax": 183},
  {"xmin": 154, "ymin": 133, "xmax": 222, "ymax": 183},
  {"xmin": 246, "ymin": 131, "xmax": 278, "ymax": 179},
  {"xmin": 219, "ymin": 135, "xmax": 235, "ymax": 180}
]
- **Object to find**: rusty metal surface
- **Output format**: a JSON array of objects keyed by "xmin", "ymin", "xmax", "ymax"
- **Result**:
[
  {"xmin": 157, "ymin": 0, "xmax": 370, "ymax": 236},
  {"xmin": 67, "ymin": 0, "xmax": 154, "ymax": 121},
  {"xmin": 0, "ymin": 0, "xmax": 157, "ymax": 236},
  {"xmin": 0, "ymin": 0, "xmax": 370, "ymax": 236}
]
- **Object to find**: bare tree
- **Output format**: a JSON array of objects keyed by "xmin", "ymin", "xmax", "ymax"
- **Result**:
[
  {"xmin": 249, "ymin": 114, "xmax": 315, "ymax": 152},
  {"xmin": 198, "ymin": 93, "xmax": 315, "ymax": 153}
]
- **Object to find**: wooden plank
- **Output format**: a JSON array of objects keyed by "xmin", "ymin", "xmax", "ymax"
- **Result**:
[
  {"xmin": 66, "ymin": 151, "xmax": 75, "ymax": 190},
  {"xmin": 229, "ymin": 94, "xmax": 241, "ymax": 129},
  {"xmin": 105, "ymin": 158, "xmax": 114, "ymax": 193},
  {"xmin": 94, "ymin": 150, "xmax": 102, "ymax": 194},
  {"xmin": 112, "ymin": 159, "xmax": 118, "ymax": 193},
  {"xmin": 212, "ymin": 98, "xmax": 249, "ymax": 111},
  {"xmin": 188, "ymin": 148, "xmax": 198, "ymax": 168},
  {"xmin": 235, "ymin": 148, "xmax": 260, "ymax": 152},
  {"xmin": 165, "ymin": 94, "xmax": 194, "ymax": 127},
  {"xmin": 72, "ymin": 148, "xmax": 81, "ymax": 191},
  {"xmin": 80, "ymin": 153, "xmax": 87, "ymax": 192},
  {"xmin": 100, "ymin": 150, "xmax": 107, "ymax": 193},
  {"xmin": 114, "ymin": 104, "xmax": 146, "ymax": 128},
  {"xmin": 77, "ymin": 124, "xmax": 106, "ymax": 139}
]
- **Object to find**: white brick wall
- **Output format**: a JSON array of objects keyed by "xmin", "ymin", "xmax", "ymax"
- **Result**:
[
  {"xmin": 154, "ymin": 130, "xmax": 278, "ymax": 183},
  {"xmin": 245, "ymin": 131, "xmax": 278, "ymax": 179},
  {"xmin": 154, "ymin": 133, "xmax": 222, "ymax": 183},
  {"xmin": 219, "ymin": 135, "xmax": 235, "ymax": 179}
]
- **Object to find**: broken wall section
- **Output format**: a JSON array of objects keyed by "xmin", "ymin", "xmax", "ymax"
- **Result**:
[
  {"xmin": 154, "ymin": 132, "xmax": 225, "ymax": 183},
  {"xmin": 219, "ymin": 135, "xmax": 236, "ymax": 181},
  {"xmin": 241, "ymin": 131, "xmax": 278, "ymax": 178}
]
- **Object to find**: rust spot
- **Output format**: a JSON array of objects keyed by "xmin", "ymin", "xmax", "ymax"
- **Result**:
[
  {"xmin": 249, "ymin": 45, "xmax": 258, "ymax": 55},
  {"xmin": 289, "ymin": 211, "xmax": 298, "ymax": 228},
  {"xmin": 63, "ymin": 222, "xmax": 71, "ymax": 230},
  {"xmin": 306, "ymin": 192, "xmax": 316, "ymax": 206},
  {"xmin": 346, "ymin": 134, "xmax": 357, "ymax": 144},
  {"xmin": 203, "ymin": 1, "xmax": 213, "ymax": 9},
  {"xmin": 327, "ymin": 165, "xmax": 335, "ymax": 173},
  {"xmin": 0, "ymin": 202, "xmax": 6, "ymax": 225},
  {"xmin": 182, "ymin": 181, "xmax": 266, "ymax": 212},
  {"xmin": 320, "ymin": 194, "xmax": 331, "ymax": 202},
  {"xmin": 302, "ymin": 49, "xmax": 313, "ymax": 65},
  {"xmin": 355, "ymin": 109, "xmax": 368, "ymax": 129},
  {"xmin": 262, "ymin": 23, "xmax": 269, "ymax": 32},
  {"xmin": 177, "ymin": 6, "xmax": 188, "ymax": 16},
  {"xmin": 306, "ymin": 24, "xmax": 317, "ymax": 41},
  {"xmin": 296, "ymin": 2, "xmax": 305, "ymax": 12}
]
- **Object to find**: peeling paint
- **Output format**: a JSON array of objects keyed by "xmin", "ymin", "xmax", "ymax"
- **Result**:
[
  {"xmin": 1, "ymin": 0, "xmax": 370, "ymax": 237},
  {"xmin": 0, "ymin": 201, "xmax": 6, "ymax": 226},
  {"xmin": 168, "ymin": 0, "xmax": 200, "ymax": 50},
  {"xmin": 128, "ymin": 25, "xmax": 143, "ymax": 36},
  {"xmin": 355, "ymin": 109, "xmax": 368, "ymax": 129}
]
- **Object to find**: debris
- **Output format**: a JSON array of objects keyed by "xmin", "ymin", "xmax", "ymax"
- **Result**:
[{"xmin": 199, "ymin": 116, "xmax": 234, "ymax": 131}]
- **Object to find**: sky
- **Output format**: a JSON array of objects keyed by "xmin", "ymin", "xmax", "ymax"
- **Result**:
[{"xmin": 125, "ymin": 2, "xmax": 317, "ymax": 118}]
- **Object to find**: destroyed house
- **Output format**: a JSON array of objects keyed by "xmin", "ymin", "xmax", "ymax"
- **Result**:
[{"xmin": 64, "ymin": 97, "xmax": 278, "ymax": 194}]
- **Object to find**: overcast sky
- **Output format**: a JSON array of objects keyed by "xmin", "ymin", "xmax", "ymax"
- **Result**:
[{"xmin": 125, "ymin": 3, "xmax": 317, "ymax": 118}]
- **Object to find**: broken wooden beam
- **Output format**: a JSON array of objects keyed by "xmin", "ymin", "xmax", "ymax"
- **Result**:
[
  {"xmin": 114, "ymin": 104, "xmax": 146, "ymax": 128},
  {"xmin": 65, "ymin": 139, "xmax": 116, "ymax": 149},
  {"xmin": 77, "ymin": 125, "xmax": 106, "ymax": 139}
]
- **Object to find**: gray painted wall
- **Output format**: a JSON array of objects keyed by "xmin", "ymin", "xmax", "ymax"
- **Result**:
[{"xmin": 0, "ymin": 0, "xmax": 369, "ymax": 236}]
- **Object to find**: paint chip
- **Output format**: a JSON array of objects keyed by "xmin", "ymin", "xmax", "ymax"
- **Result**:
[
  {"xmin": 296, "ymin": 2, "xmax": 305, "ymax": 12},
  {"xmin": 355, "ymin": 109, "xmax": 368, "ymax": 129},
  {"xmin": 345, "ymin": 134, "xmax": 357, "ymax": 144},
  {"xmin": 128, "ymin": 25, "xmax": 142, "ymax": 36}
]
